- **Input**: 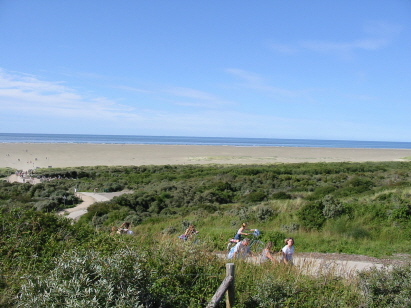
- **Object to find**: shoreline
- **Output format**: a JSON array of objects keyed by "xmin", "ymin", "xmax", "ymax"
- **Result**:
[{"xmin": 1, "ymin": 143, "xmax": 411, "ymax": 171}]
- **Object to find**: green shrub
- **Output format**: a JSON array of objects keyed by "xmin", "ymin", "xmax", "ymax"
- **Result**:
[
  {"xmin": 18, "ymin": 249, "xmax": 149, "ymax": 307},
  {"xmin": 389, "ymin": 203, "xmax": 411, "ymax": 221},
  {"xmin": 33, "ymin": 199, "xmax": 59, "ymax": 212},
  {"xmin": 358, "ymin": 264, "xmax": 411, "ymax": 307},
  {"xmin": 322, "ymin": 195, "xmax": 345, "ymax": 219},
  {"xmin": 249, "ymin": 275, "xmax": 291, "ymax": 307},
  {"xmin": 245, "ymin": 191, "xmax": 267, "ymax": 203},
  {"xmin": 306, "ymin": 185, "xmax": 337, "ymax": 200},
  {"xmin": 281, "ymin": 223, "xmax": 300, "ymax": 233},
  {"xmin": 255, "ymin": 206, "xmax": 276, "ymax": 222},
  {"xmin": 271, "ymin": 191, "xmax": 292, "ymax": 200},
  {"xmin": 298, "ymin": 201, "xmax": 325, "ymax": 230}
]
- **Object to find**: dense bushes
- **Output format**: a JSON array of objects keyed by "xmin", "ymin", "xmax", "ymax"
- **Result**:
[
  {"xmin": 2, "ymin": 162, "xmax": 411, "ymax": 306},
  {"xmin": 298, "ymin": 201, "xmax": 326, "ymax": 230},
  {"xmin": 358, "ymin": 264, "xmax": 411, "ymax": 307},
  {"xmin": 18, "ymin": 249, "xmax": 150, "ymax": 307}
]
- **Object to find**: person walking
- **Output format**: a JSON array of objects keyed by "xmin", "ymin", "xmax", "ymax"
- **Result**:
[
  {"xmin": 281, "ymin": 238, "xmax": 295, "ymax": 265},
  {"xmin": 260, "ymin": 241, "xmax": 277, "ymax": 263}
]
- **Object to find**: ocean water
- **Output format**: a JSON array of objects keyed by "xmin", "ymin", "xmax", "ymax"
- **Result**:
[{"xmin": 1, "ymin": 133, "xmax": 411, "ymax": 149}]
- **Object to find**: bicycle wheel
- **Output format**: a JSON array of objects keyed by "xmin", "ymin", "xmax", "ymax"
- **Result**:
[{"xmin": 250, "ymin": 240, "xmax": 265, "ymax": 255}]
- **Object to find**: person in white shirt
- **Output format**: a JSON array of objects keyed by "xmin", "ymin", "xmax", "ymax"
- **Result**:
[{"xmin": 281, "ymin": 238, "xmax": 295, "ymax": 265}]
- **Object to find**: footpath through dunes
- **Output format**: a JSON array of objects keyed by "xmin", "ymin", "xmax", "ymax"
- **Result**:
[
  {"xmin": 5, "ymin": 173, "xmax": 133, "ymax": 220},
  {"xmin": 58, "ymin": 191, "xmax": 133, "ymax": 220},
  {"xmin": 217, "ymin": 252, "xmax": 411, "ymax": 278}
]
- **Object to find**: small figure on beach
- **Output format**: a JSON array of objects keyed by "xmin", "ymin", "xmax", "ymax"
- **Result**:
[
  {"xmin": 260, "ymin": 241, "xmax": 277, "ymax": 263},
  {"xmin": 227, "ymin": 238, "xmax": 251, "ymax": 259},
  {"xmin": 281, "ymin": 238, "xmax": 295, "ymax": 265}
]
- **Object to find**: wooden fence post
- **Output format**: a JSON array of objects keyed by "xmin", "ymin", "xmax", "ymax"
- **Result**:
[
  {"xmin": 226, "ymin": 263, "xmax": 235, "ymax": 308},
  {"xmin": 206, "ymin": 263, "xmax": 235, "ymax": 308}
]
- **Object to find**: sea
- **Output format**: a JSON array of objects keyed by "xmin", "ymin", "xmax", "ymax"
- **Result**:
[{"xmin": 1, "ymin": 133, "xmax": 411, "ymax": 149}]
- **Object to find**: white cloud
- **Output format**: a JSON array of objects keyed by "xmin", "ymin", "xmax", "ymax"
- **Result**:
[
  {"xmin": 0, "ymin": 69, "xmax": 136, "ymax": 120},
  {"xmin": 269, "ymin": 21, "xmax": 399, "ymax": 57}
]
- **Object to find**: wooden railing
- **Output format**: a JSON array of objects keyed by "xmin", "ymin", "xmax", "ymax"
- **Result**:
[{"xmin": 206, "ymin": 263, "xmax": 235, "ymax": 308}]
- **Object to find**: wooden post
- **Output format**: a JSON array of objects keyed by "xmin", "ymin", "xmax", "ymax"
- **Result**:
[
  {"xmin": 206, "ymin": 263, "xmax": 235, "ymax": 308},
  {"xmin": 225, "ymin": 263, "xmax": 235, "ymax": 307}
]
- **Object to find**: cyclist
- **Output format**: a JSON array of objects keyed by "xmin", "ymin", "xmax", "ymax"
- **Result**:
[{"xmin": 233, "ymin": 223, "xmax": 254, "ymax": 242}]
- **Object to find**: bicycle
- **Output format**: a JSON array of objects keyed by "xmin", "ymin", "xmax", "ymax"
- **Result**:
[{"xmin": 226, "ymin": 229, "xmax": 264, "ymax": 255}]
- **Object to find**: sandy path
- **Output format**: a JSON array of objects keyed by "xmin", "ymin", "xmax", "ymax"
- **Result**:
[
  {"xmin": 293, "ymin": 255, "xmax": 386, "ymax": 277},
  {"xmin": 218, "ymin": 253, "xmax": 389, "ymax": 277},
  {"xmin": 58, "ymin": 191, "xmax": 132, "ymax": 220}
]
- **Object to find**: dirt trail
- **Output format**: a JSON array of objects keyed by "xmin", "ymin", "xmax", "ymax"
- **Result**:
[
  {"xmin": 58, "ymin": 191, "xmax": 133, "ymax": 220},
  {"xmin": 218, "ymin": 252, "xmax": 410, "ymax": 277}
]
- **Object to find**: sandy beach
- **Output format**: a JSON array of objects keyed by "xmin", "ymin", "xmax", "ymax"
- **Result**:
[{"xmin": 1, "ymin": 143, "xmax": 411, "ymax": 171}]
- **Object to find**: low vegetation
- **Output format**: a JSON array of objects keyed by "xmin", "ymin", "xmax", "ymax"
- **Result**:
[{"xmin": 2, "ymin": 161, "xmax": 411, "ymax": 307}]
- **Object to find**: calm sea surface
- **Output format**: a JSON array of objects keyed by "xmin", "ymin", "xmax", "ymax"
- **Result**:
[{"xmin": 1, "ymin": 133, "xmax": 411, "ymax": 149}]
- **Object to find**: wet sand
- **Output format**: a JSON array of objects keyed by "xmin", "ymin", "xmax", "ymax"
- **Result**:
[{"xmin": 1, "ymin": 143, "xmax": 411, "ymax": 171}]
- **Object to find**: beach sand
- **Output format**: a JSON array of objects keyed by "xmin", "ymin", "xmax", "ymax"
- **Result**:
[{"xmin": 1, "ymin": 143, "xmax": 411, "ymax": 171}]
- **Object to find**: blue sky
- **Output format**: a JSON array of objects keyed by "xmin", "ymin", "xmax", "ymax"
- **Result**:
[{"xmin": 1, "ymin": 1, "xmax": 410, "ymax": 141}]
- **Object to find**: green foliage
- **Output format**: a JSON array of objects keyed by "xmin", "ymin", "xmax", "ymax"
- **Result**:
[
  {"xmin": 18, "ymin": 249, "xmax": 148, "ymax": 307},
  {"xmin": 144, "ymin": 241, "xmax": 223, "ymax": 307},
  {"xmin": 322, "ymin": 195, "xmax": 345, "ymax": 219},
  {"xmin": 3, "ymin": 162, "xmax": 411, "ymax": 306},
  {"xmin": 334, "ymin": 176, "xmax": 375, "ymax": 197},
  {"xmin": 358, "ymin": 264, "xmax": 411, "ymax": 307},
  {"xmin": 271, "ymin": 191, "xmax": 292, "ymax": 200},
  {"xmin": 244, "ymin": 191, "xmax": 267, "ymax": 203},
  {"xmin": 0, "ymin": 167, "xmax": 14, "ymax": 178},
  {"xmin": 255, "ymin": 205, "xmax": 276, "ymax": 222},
  {"xmin": 260, "ymin": 231, "xmax": 286, "ymax": 249},
  {"xmin": 306, "ymin": 185, "xmax": 337, "ymax": 200},
  {"xmin": 249, "ymin": 275, "xmax": 291, "ymax": 307},
  {"xmin": 298, "ymin": 201, "xmax": 326, "ymax": 230}
]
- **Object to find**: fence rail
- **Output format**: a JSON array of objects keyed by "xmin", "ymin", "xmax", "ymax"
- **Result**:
[{"xmin": 206, "ymin": 263, "xmax": 235, "ymax": 308}]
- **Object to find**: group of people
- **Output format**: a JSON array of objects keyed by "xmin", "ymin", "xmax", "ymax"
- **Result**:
[
  {"xmin": 227, "ymin": 223, "xmax": 295, "ymax": 265},
  {"xmin": 111, "ymin": 221, "xmax": 295, "ymax": 264}
]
